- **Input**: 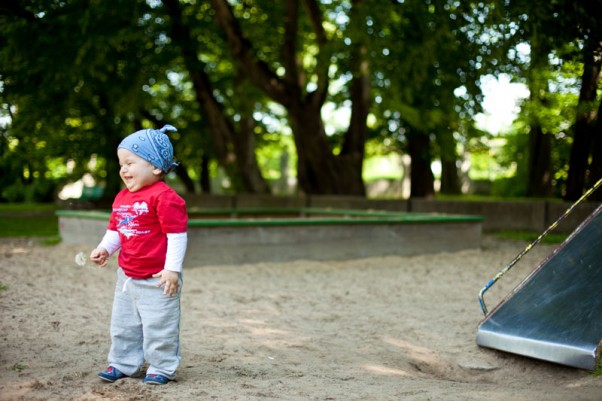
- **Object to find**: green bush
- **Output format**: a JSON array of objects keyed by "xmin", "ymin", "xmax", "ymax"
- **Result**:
[
  {"xmin": 1, "ymin": 178, "xmax": 57, "ymax": 203},
  {"xmin": 1, "ymin": 181, "xmax": 26, "ymax": 203},
  {"xmin": 491, "ymin": 177, "xmax": 527, "ymax": 198}
]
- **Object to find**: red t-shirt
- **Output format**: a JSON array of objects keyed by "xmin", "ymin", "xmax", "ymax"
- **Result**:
[{"xmin": 107, "ymin": 181, "xmax": 188, "ymax": 279}]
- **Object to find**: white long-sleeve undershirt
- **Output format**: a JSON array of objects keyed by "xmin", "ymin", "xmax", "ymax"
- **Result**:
[
  {"xmin": 164, "ymin": 232, "xmax": 187, "ymax": 273},
  {"xmin": 98, "ymin": 229, "xmax": 121, "ymax": 256}
]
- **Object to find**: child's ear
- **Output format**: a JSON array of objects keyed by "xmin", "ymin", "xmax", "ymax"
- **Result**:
[{"xmin": 153, "ymin": 167, "xmax": 163, "ymax": 176}]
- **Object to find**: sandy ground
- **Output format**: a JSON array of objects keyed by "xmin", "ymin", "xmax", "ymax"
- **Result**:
[{"xmin": 0, "ymin": 236, "xmax": 600, "ymax": 401}]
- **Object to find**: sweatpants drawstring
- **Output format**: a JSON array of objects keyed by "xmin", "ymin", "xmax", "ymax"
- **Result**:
[{"xmin": 122, "ymin": 277, "xmax": 132, "ymax": 293}]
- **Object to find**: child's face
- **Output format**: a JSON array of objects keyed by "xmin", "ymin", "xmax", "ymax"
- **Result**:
[{"xmin": 117, "ymin": 148, "xmax": 163, "ymax": 192}]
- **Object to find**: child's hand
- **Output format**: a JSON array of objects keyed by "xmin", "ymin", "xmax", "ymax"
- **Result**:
[
  {"xmin": 153, "ymin": 270, "xmax": 180, "ymax": 297},
  {"xmin": 90, "ymin": 248, "xmax": 109, "ymax": 267}
]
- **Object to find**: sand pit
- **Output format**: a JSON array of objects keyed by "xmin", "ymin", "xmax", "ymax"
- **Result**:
[
  {"xmin": 57, "ymin": 209, "xmax": 483, "ymax": 265},
  {"xmin": 0, "ymin": 236, "xmax": 600, "ymax": 400}
]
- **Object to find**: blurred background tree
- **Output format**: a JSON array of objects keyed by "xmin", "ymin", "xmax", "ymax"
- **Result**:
[{"xmin": 0, "ymin": 0, "xmax": 600, "ymax": 202}]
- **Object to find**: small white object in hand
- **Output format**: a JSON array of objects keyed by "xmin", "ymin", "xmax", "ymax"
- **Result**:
[{"xmin": 75, "ymin": 252, "xmax": 87, "ymax": 267}]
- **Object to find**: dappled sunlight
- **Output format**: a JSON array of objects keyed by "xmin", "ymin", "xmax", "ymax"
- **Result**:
[
  {"xmin": 237, "ymin": 316, "xmax": 313, "ymax": 350},
  {"xmin": 200, "ymin": 310, "xmax": 313, "ymax": 351},
  {"xmin": 379, "ymin": 336, "xmax": 450, "ymax": 377},
  {"xmin": 383, "ymin": 336, "xmax": 439, "ymax": 361},
  {"xmin": 238, "ymin": 318, "xmax": 269, "ymax": 325},
  {"xmin": 246, "ymin": 324, "xmax": 292, "ymax": 338},
  {"xmin": 364, "ymin": 364, "xmax": 413, "ymax": 377},
  {"xmin": 8, "ymin": 247, "xmax": 29, "ymax": 255}
]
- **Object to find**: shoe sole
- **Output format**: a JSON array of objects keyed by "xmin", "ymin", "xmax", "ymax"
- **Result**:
[
  {"xmin": 143, "ymin": 376, "xmax": 169, "ymax": 385},
  {"xmin": 98, "ymin": 372, "xmax": 127, "ymax": 383},
  {"xmin": 143, "ymin": 379, "xmax": 169, "ymax": 385}
]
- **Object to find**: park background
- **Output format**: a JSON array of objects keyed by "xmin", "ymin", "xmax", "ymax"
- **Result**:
[
  {"xmin": 0, "ymin": 0, "xmax": 601, "ymax": 208},
  {"xmin": 1, "ymin": 2, "xmax": 602, "ymax": 400}
]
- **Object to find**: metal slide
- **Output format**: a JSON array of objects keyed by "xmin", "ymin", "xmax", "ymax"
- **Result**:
[{"xmin": 476, "ymin": 205, "xmax": 602, "ymax": 370}]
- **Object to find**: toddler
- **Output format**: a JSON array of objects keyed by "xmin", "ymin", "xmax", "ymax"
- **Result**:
[{"xmin": 90, "ymin": 124, "xmax": 188, "ymax": 385}]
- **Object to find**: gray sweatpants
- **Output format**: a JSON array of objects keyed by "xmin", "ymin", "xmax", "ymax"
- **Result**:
[{"xmin": 107, "ymin": 268, "xmax": 182, "ymax": 379}]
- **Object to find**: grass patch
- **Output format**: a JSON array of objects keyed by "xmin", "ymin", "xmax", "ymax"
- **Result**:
[
  {"xmin": 0, "ymin": 203, "xmax": 58, "ymax": 213},
  {"xmin": 11, "ymin": 363, "xmax": 28, "ymax": 372},
  {"xmin": 0, "ymin": 214, "xmax": 59, "ymax": 237},
  {"xmin": 495, "ymin": 230, "xmax": 568, "ymax": 245},
  {"xmin": 0, "ymin": 203, "xmax": 59, "ymax": 238},
  {"xmin": 593, "ymin": 360, "xmax": 602, "ymax": 376},
  {"xmin": 0, "ymin": 283, "xmax": 7, "ymax": 291},
  {"xmin": 435, "ymin": 194, "xmax": 552, "ymax": 202}
]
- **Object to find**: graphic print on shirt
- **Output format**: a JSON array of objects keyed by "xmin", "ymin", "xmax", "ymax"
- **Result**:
[{"xmin": 115, "ymin": 201, "xmax": 152, "ymax": 238}]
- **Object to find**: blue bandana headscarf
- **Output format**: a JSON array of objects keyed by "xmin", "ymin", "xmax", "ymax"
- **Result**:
[{"xmin": 118, "ymin": 124, "xmax": 179, "ymax": 173}]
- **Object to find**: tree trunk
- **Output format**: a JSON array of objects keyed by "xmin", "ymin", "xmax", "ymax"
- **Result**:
[
  {"xmin": 588, "ymin": 98, "xmax": 602, "ymax": 201},
  {"xmin": 340, "ymin": 18, "xmax": 370, "ymax": 196},
  {"xmin": 162, "ymin": 0, "xmax": 269, "ymax": 194},
  {"xmin": 289, "ymin": 104, "xmax": 336, "ymax": 194},
  {"xmin": 526, "ymin": 124, "xmax": 552, "ymax": 197},
  {"xmin": 288, "ymin": 101, "xmax": 364, "ymax": 195},
  {"xmin": 101, "ymin": 142, "xmax": 122, "ymax": 200},
  {"xmin": 525, "ymin": 33, "xmax": 553, "ymax": 198},
  {"xmin": 236, "ymin": 114, "xmax": 271, "ymax": 194},
  {"xmin": 210, "ymin": 0, "xmax": 367, "ymax": 195},
  {"xmin": 97, "ymin": 96, "xmax": 122, "ymax": 201},
  {"xmin": 565, "ymin": 114, "xmax": 595, "ymax": 201},
  {"xmin": 564, "ymin": 39, "xmax": 601, "ymax": 200},
  {"xmin": 200, "ymin": 154, "xmax": 211, "ymax": 194},
  {"xmin": 407, "ymin": 129, "xmax": 435, "ymax": 198},
  {"xmin": 437, "ymin": 130, "xmax": 461, "ymax": 195},
  {"xmin": 174, "ymin": 164, "xmax": 195, "ymax": 193}
]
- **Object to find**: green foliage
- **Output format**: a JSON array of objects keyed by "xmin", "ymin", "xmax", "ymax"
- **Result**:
[
  {"xmin": 490, "ymin": 177, "xmax": 526, "ymax": 198},
  {"xmin": 11, "ymin": 364, "xmax": 28, "ymax": 373},
  {"xmin": 363, "ymin": 155, "xmax": 404, "ymax": 181},
  {"xmin": 593, "ymin": 359, "xmax": 602, "ymax": 376},
  {"xmin": 1, "ymin": 177, "xmax": 56, "ymax": 203},
  {"xmin": 492, "ymin": 52, "xmax": 581, "ymax": 198},
  {"xmin": 0, "ymin": 0, "xmax": 598, "ymax": 198}
]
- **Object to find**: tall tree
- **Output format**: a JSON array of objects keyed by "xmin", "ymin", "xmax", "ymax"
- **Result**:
[
  {"xmin": 524, "ymin": 0, "xmax": 602, "ymax": 200},
  {"xmin": 564, "ymin": 32, "xmax": 602, "ymax": 199},
  {"xmin": 366, "ymin": 0, "xmax": 488, "ymax": 198},
  {"xmin": 209, "ymin": 0, "xmax": 369, "ymax": 195},
  {"xmin": 162, "ymin": 0, "xmax": 270, "ymax": 194},
  {"xmin": 589, "ymin": 97, "xmax": 602, "ymax": 200},
  {"xmin": 492, "ymin": 0, "xmax": 602, "ymax": 199},
  {"xmin": 0, "ymin": 1, "xmax": 140, "ymax": 199},
  {"xmin": 496, "ymin": 0, "xmax": 557, "ymax": 197},
  {"xmin": 0, "ymin": 0, "xmax": 200, "ymax": 200}
]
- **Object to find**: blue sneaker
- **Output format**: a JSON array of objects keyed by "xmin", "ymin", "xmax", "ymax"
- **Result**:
[
  {"xmin": 142, "ymin": 373, "xmax": 170, "ymax": 385},
  {"xmin": 98, "ymin": 366, "xmax": 128, "ymax": 382}
]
